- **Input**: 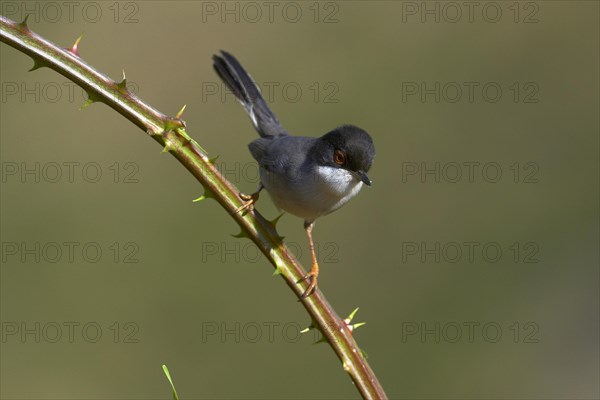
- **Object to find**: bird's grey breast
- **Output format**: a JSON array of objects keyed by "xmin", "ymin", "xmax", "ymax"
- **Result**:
[{"xmin": 250, "ymin": 136, "xmax": 363, "ymax": 221}]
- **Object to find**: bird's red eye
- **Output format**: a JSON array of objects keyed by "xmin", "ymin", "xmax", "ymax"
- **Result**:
[{"xmin": 333, "ymin": 150, "xmax": 346, "ymax": 166}]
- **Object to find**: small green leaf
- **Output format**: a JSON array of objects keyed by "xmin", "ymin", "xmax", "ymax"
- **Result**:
[{"xmin": 162, "ymin": 364, "xmax": 180, "ymax": 400}]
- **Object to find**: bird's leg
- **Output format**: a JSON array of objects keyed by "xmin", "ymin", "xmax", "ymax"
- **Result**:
[
  {"xmin": 235, "ymin": 183, "xmax": 263, "ymax": 214},
  {"xmin": 299, "ymin": 220, "xmax": 319, "ymax": 298}
]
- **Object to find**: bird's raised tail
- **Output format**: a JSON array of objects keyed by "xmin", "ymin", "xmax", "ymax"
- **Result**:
[{"xmin": 213, "ymin": 50, "xmax": 288, "ymax": 138}]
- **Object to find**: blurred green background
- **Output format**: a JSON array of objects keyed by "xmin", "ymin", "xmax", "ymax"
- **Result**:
[{"xmin": 1, "ymin": 1, "xmax": 598, "ymax": 399}]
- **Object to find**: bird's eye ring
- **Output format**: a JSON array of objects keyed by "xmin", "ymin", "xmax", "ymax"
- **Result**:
[{"xmin": 333, "ymin": 149, "xmax": 346, "ymax": 166}]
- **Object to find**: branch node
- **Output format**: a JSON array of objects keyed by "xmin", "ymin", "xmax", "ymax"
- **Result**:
[{"xmin": 164, "ymin": 118, "xmax": 186, "ymax": 131}]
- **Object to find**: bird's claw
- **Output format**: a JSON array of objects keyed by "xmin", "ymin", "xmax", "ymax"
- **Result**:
[
  {"xmin": 234, "ymin": 191, "xmax": 260, "ymax": 214},
  {"xmin": 298, "ymin": 271, "xmax": 318, "ymax": 298}
]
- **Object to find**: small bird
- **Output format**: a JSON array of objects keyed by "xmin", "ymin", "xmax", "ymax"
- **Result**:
[{"xmin": 213, "ymin": 51, "xmax": 375, "ymax": 298}]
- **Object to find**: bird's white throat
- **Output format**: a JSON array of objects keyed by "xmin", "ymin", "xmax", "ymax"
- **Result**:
[{"xmin": 315, "ymin": 166, "xmax": 364, "ymax": 213}]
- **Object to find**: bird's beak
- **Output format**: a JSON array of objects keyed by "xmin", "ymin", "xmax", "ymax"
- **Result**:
[{"xmin": 356, "ymin": 170, "xmax": 372, "ymax": 186}]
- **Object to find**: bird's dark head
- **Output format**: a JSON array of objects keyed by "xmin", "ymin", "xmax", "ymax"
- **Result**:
[{"xmin": 315, "ymin": 125, "xmax": 375, "ymax": 186}]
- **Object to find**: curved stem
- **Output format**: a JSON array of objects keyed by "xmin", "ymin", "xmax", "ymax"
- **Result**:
[{"xmin": 0, "ymin": 15, "xmax": 387, "ymax": 399}]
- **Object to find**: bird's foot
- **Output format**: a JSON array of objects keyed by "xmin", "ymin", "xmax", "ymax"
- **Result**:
[
  {"xmin": 298, "ymin": 264, "xmax": 319, "ymax": 298},
  {"xmin": 234, "ymin": 190, "xmax": 260, "ymax": 214}
]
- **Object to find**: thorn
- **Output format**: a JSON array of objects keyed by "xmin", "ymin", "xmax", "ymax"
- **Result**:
[
  {"xmin": 17, "ymin": 15, "xmax": 30, "ymax": 31},
  {"xmin": 80, "ymin": 99, "xmax": 94, "ymax": 110},
  {"xmin": 80, "ymin": 92, "xmax": 101, "ymax": 110},
  {"xmin": 160, "ymin": 130, "xmax": 178, "ymax": 153},
  {"xmin": 66, "ymin": 33, "xmax": 84, "ymax": 57},
  {"xmin": 193, "ymin": 187, "xmax": 215, "ymax": 202},
  {"xmin": 343, "ymin": 307, "xmax": 366, "ymax": 333},
  {"xmin": 208, "ymin": 155, "xmax": 220, "ymax": 164},
  {"xmin": 230, "ymin": 230, "xmax": 249, "ymax": 239},
  {"xmin": 350, "ymin": 322, "xmax": 367, "ymax": 331},
  {"xmin": 161, "ymin": 138, "xmax": 173, "ymax": 153},
  {"xmin": 301, "ymin": 322, "xmax": 316, "ymax": 334},
  {"xmin": 346, "ymin": 307, "xmax": 360, "ymax": 323},
  {"xmin": 116, "ymin": 70, "xmax": 127, "ymax": 93},
  {"xmin": 269, "ymin": 213, "xmax": 285, "ymax": 228},
  {"xmin": 272, "ymin": 266, "xmax": 283, "ymax": 276},
  {"xmin": 28, "ymin": 58, "xmax": 46, "ymax": 72},
  {"xmin": 175, "ymin": 104, "xmax": 187, "ymax": 119},
  {"xmin": 314, "ymin": 336, "xmax": 328, "ymax": 345}
]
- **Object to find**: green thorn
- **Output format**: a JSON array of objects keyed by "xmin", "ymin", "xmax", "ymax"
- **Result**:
[
  {"xmin": 313, "ymin": 336, "xmax": 328, "ymax": 345},
  {"xmin": 80, "ymin": 98, "xmax": 94, "ymax": 110},
  {"xmin": 300, "ymin": 323, "xmax": 316, "ymax": 334},
  {"xmin": 208, "ymin": 155, "xmax": 220, "ymax": 164},
  {"xmin": 351, "ymin": 322, "xmax": 367, "ymax": 330},
  {"xmin": 193, "ymin": 188, "xmax": 215, "ymax": 202},
  {"xmin": 231, "ymin": 230, "xmax": 249, "ymax": 239},
  {"xmin": 28, "ymin": 58, "xmax": 46, "ymax": 72},
  {"xmin": 204, "ymin": 189, "xmax": 215, "ymax": 199},
  {"xmin": 80, "ymin": 91, "xmax": 101, "ymax": 110},
  {"xmin": 116, "ymin": 70, "xmax": 127, "ymax": 92},
  {"xmin": 346, "ymin": 307, "xmax": 360, "ymax": 323},
  {"xmin": 161, "ymin": 136, "xmax": 176, "ymax": 153},
  {"xmin": 175, "ymin": 104, "xmax": 187, "ymax": 119},
  {"xmin": 162, "ymin": 364, "xmax": 179, "ymax": 400},
  {"xmin": 272, "ymin": 266, "xmax": 283, "ymax": 276},
  {"xmin": 66, "ymin": 33, "xmax": 84, "ymax": 57},
  {"xmin": 344, "ymin": 307, "xmax": 366, "ymax": 332},
  {"xmin": 269, "ymin": 212, "xmax": 285, "ymax": 227}
]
